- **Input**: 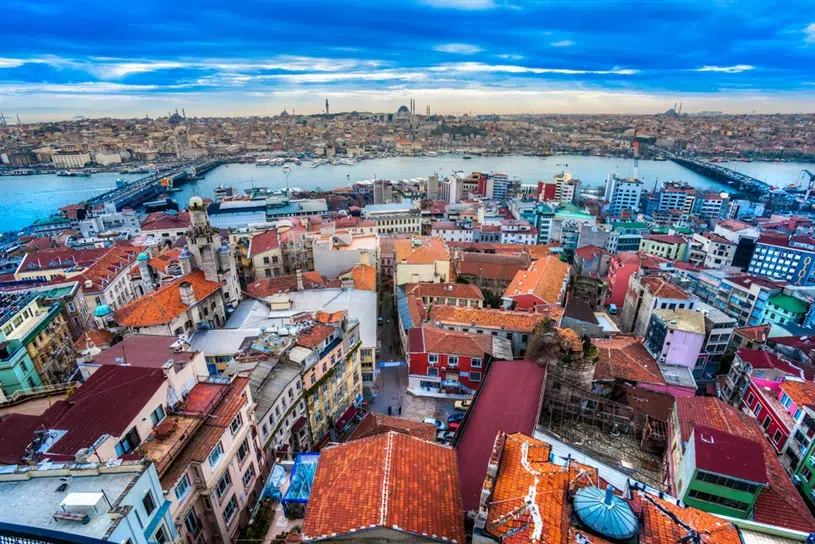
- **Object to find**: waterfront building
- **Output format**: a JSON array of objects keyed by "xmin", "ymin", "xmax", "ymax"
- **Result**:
[
  {"xmin": 78, "ymin": 202, "xmax": 141, "ymax": 238},
  {"xmin": 52, "ymin": 151, "xmax": 91, "ymax": 168},
  {"xmin": 691, "ymin": 192, "xmax": 728, "ymax": 220},
  {"xmin": 265, "ymin": 196, "xmax": 328, "ymax": 221},
  {"xmin": 657, "ymin": 181, "xmax": 696, "ymax": 214},
  {"xmin": 604, "ymin": 174, "xmax": 643, "ymax": 216},
  {"xmin": 207, "ymin": 199, "xmax": 268, "ymax": 229}
]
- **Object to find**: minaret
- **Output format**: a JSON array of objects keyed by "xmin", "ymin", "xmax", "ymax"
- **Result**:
[{"xmin": 325, "ymin": 99, "xmax": 329, "ymax": 115}]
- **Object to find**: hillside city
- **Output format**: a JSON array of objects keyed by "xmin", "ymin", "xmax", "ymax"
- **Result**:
[{"xmin": 2, "ymin": 107, "xmax": 815, "ymax": 544}]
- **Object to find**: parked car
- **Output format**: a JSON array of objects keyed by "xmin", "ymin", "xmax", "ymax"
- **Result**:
[
  {"xmin": 454, "ymin": 400, "xmax": 472, "ymax": 411},
  {"xmin": 436, "ymin": 430, "xmax": 456, "ymax": 444},
  {"xmin": 447, "ymin": 422, "xmax": 460, "ymax": 433},
  {"xmin": 423, "ymin": 417, "xmax": 447, "ymax": 431},
  {"xmin": 448, "ymin": 413, "xmax": 465, "ymax": 424}
]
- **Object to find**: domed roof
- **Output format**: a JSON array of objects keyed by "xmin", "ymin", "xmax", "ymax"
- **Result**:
[
  {"xmin": 94, "ymin": 304, "xmax": 112, "ymax": 317},
  {"xmin": 189, "ymin": 196, "xmax": 204, "ymax": 209},
  {"xmin": 137, "ymin": 252, "xmax": 149, "ymax": 262},
  {"xmin": 397, "ymin": 105, "xmax": 410, "ymax": 113},
  {"xmin": 573, "ymin": 486, "xmax": 638, "ymax": 541}
]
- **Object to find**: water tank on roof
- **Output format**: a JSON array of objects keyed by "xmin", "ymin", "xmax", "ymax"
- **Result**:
[
  {"xmin": 573, "ymin": 486, "xmax": 638, "ymax": 541},
  {"xmin": 137, "ymin": 252, "xmax": 149, "ymax": 262},
  {"xmin": 94, "ymin": 304, "xmax": 112, "ymax": 317}
]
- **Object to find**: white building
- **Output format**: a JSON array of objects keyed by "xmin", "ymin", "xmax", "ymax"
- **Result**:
[
  {"xmin": 363, "ymin": 201, "xmax": 422, "ymax": 235},
  {"xmin": 312, "ymin": 232, "xmax": 378, "ymax": 278},
  {"xmin": 604, "ymin": 175, "xmax": 643, "ymax": 216},
  {"xmin": 687, "ymin": 232, "xmax": 737, "ymax": 269},
  {"xmin": 53, "ymin": 152, "xmax": 92, "ymax": 168},
  {"xmin": 93, "ymin": 152, "xmax": 123, "ymax": 165},
  {"xmin": 499, "ymin": 220, "xmax": 537, "ymax": 245},
  {"xmin": 78, "ymin": 202, "xmax": 141, "ymax": 238}
]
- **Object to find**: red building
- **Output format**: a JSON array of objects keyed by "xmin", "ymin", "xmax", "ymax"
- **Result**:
[
  {"xmin": 605, "ymin": 251, "xmax": 641, "ymax": 308},
  {"xmin": 742, "ymin": 377, "xmax": 815, "ymax": 470},
  {"xmin": 536, "ymin": 182, "xmax": 557, "ymax": 202},
  {"xmin": 475, "ymin": 173, "xmax": 489, "ymax": 196},
  {"xmin": 406, "ymin": 327, "xmax": 511, "ymax": 394}
]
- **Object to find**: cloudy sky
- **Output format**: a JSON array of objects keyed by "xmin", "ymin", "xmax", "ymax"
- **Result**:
[{"xmin": 1, "ymin": 0, "xmax": 814, "ymax": 120}]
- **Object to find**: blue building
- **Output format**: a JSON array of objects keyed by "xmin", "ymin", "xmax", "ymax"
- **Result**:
[{"xmin": 748, "ymin": 235, "xmax": 815, "ymax": 286}]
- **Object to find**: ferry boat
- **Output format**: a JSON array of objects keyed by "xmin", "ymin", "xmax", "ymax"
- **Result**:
[
  {"xmin": 462, "ymin": 155, "xmax": 472, "ymax": 160},
  {"xmin": 57, "ymin": 170, "xmax": 91, "ymax": 177}
]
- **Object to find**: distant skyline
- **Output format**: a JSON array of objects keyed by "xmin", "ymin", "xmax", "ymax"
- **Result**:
[{"xmin": 1, "ymin": 0, "xmax": 814, "ymax": 121}]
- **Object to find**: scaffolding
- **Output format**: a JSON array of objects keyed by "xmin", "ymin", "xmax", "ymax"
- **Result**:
[{"xmin": 281, "ymin": 453, "xmax": 320, "ymax": 519}]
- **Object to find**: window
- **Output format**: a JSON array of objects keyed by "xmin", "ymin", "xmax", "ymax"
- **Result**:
[
  {"xmin": 229, "ymin": 413, "xmax": 243, "ymax": 436},
  {"xmin": 242, "ymin": 464, "xmax": 256, "ymax": 487},
  {"xmin": 149, "ymin": 405, "xmax": 165, "ymax": 426},
  {"xmin": 471, "ymin": 357, "xmax": 482, "ymax": 368},
  {"xmin": 142, "ymin": 491, "xmax": 156, "ymax": 516},
  {"xmin": 753, "ymin": 404, "xmax": 761, "ymax": 417},
  {"xmin": 428, "ymin": 368, "xmax": 438, "ymax": 377},
  {"xmin": 175, "ymin": 475, "xmax": 190, "ymax": 500},
  {"xmin": 214, "ymin": 471, "xmax": 232, "ymax": 499},
  {"xmin": 781, "ymin": 393, "xmax": 792, "ymax": 408},
  {"xmin": 762, "ymin": 416, "xmax": 771, "ymax": 430},
  {"xmin": 448, "ymin": 356, "xmax": 459, "ymax": 367},
  {"xmin": 115, "ymin": 427, "xmax": 140, "ymax": 457},
  {"xmin": 470, "ymin": 371, "xmax": 482, "ymax": 382},
  {"xmin": 746, "ymin": 393, "xmax": 755, "ymax": 405},
  {"xmin": 184, "ymin": 509, "xmax": 201, "ymax": 535},
  {"xmin": 237, "ymin": 439, "xmax": 250, "ymax": 463},
  {"xmin": 773, "ymin": 430, "xmax": 783, "ymax": 444},
  {"xmin": 153, "ymin": 524, "xmax": 169, "ymax": 544},
  {"xmin": 687, "ymin": 489, "xmax": 749, "ymax": 511},
  {"xmin": 428, "ymin": 353, "xmax": 438, "ymax": 364},
  {"xmin": 208, "ymin": 442, "xmax": 224, "ymax": 469},
  {"xmin": 223, "ymin": 496, "xmax": 238, "ymax": 525}
]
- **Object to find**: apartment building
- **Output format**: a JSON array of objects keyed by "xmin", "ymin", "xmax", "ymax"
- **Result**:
[
  {"xmin": 695, "ymin": 272, "xmax": 783, "ymax": 327},
  {"xmin": 247, "ymin": 229, "xmax": 284, "ymax": 279},
  {"xmin": 363, "ymin": 202, "xmax": 422, "ymax": 234},
  {"xmin": 140, "ymin": 210, "xmax": 191, "ymax": 242},
  {"xmin": 604, "ymin": 174, "xmax": 643, "ymax": 216},
  {"xmin": 620, "ymin": 276, "xmax": 696, "ymax": 336},
  {"xmin": 639, "ymin": 234, "xmax": 688, "ymax": 261},
  {"xmin": 749, "ymin": 234, "xmax": 815, "ymax": 286},
  {"xmin": 394, "ymin": 236, "xmax": 451, "ymax": 286},
  {"xmin": 498, "ymin": 219, "xmax": 537, "ymax": 245},
  {"xmin": 688, "ymin": 232, "xmax": 736, "ymax": 269}
]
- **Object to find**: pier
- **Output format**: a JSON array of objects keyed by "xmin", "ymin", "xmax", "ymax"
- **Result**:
[
  {"xmin": 85, "ymin": 159, "xmax": 223, "ymax": 210},
  {"xmin": 669, "ymin": 155, "xmax": 772, "ymax": 195}
]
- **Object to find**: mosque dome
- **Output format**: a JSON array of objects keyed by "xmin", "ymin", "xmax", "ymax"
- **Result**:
[
  {"xmin": 189, "ymin": 196, "xmax": 204, "ymax": 209},
  {"xmin": 397, "ymin": 105, "xmax": 410, "ymax": 114}
]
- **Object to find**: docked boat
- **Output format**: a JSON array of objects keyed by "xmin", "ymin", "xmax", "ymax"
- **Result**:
[{"xmin": 463, "ymin": 155, "xmax": 472, "ymax": 160}]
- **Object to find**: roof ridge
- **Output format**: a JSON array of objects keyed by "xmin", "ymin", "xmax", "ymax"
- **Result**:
[{"xmin": 381, "ymin": 431, "xmax": 394, "ymax": 526}]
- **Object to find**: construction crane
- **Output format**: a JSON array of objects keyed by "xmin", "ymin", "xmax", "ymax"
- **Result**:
[{"xmin": 802, "ymin": 169, "xmax": 815, "ymax": 201}]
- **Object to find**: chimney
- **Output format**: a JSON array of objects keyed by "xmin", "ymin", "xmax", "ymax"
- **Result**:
[
  {"xmin": 296, "ymin": 268, "xmax": 304, "ymax": 291},
  {"xmin": 359, "ymin": 250, "xmax": 370, "ymax": 267},
  {"xmin": 179, "ymin": 281, "xmax": 196, "ymax": 306}
]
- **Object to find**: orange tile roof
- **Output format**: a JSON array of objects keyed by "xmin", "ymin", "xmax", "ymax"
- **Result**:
[
  {"xmin": 675, "ymin": 396, "xmax": 815, "ymax": 532},
  {"xmin": 420, "ymin": 327, "xmax": 495, "ymax": 357},
  {"xmin": 148, "ymin": 247, "xmax": 181, "ymax": 274},
  {"xmin": 637, "ymin": 492, "xmax": 741, "ymax": 544},
  {"xmin": 523, "ymin": 244, "xmax": 554, "ymax": 260},
  {"xmin": 302, "ymin": 432, "xmax": 465, "ymax": 543},
  {"xmin": 593, "ymin": 336, "xmax": 665, "ymax": 385},
  {"xmin": 429, "ymin": 305, "xmax": 542, "ymax": 332},
  {"xmin": 246, "ymin": 271, "xmax": 326, "ymax": 297},
  {"xmin": 347, "ymin": 412, "xmax": 438, "ymax": 442},
  {"xmin": 503, "ymin": 256, "xmax": 569, "ymax": 305},
  {"xmin": 296, "ymin": 323, "xmax": 335, "ymax": 349},
  {"xmin": 73, "ymin": 329, "xmax": 114, "ymax": 351},
  {"xmin": 407, "ymin": 282, "xmax": 484, "ymax": 300},
  {"xmin": 114, "ymin": 270, "xmax": 223, "ymax": 327},
  {"xmin": 315, "ymin": 310, "xmax": 345, "ymax": 324},
  {"xmin": 734, "ymin": 324, "xmax": 770, "ymax": 343},
  {"xmin": 780, "ymin": 379, "xmax": 815, "ymax": 409},
  {"xmin": 17, "ymin": 246, "xmax": 110, "ymax": 273},
  {"xmin": 639, "ymin": 276, "xmax": 690, "ymax": 300},
  {"xmin": 351, "ymin": 264, "xmax": 376, "ymax": 290},
  {"xmin": 75, "ymin": 246, "xmax": 141, "ymax": 293},
  {"xmin": 394, "ymin": 236, "xmax": 451, "ymax": 265},
  {"xmin": 141, "ymin": 210, "xmax": 190, "ymax": 231}
]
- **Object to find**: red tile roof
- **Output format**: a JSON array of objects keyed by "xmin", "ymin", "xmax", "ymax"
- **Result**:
[
  {"xmin": 115, "ymin": 270, "xmax": 223, "ymax": 327},
  {"xmin": 141, "ymin": 211, "xmax": 190, "ymax": 231},
  {"xmin": 736, "ymin": 348, "xmax": 801, "ymax": 376},
  {"xmin": 302, "ymin": 432, "xmax": 465, "ymax": 543},
  {"xmin": 734, "ymin": 324, "xmax": 771, "ymax": 343},
  {"xmin": 503, "ymin": 256, "xmax": 569, "ymax": 304},
  {"xmin": 394, "ymin": 236, "xmax": 450, "ymax": 265},
  {"xmin": 148, "ymin": 247, "xmax": 181, "ymax": 274},
  {"xmin": 455, "ymin": 360, "xmax": 546, "ymax": 511},
  {"xmin": 674, "ymin": 396, "xmax": 815, "ymax": 532},
  {"xmin": 246, "ymin": 271, "xmax": 326, "ymax": 298},
  {"xmin": 643, "ymin": 235, "xmax": 687, "ymax": 245},
  {"xmin": 39, "ymin": 365, "xmax": 167, "ymax": 459},
  {"xmin": 593, "ymin": 336, "xmax": 665, "ymax": 385},
  {"xmin": 637, "ymin": 492, "xmax": 741, "ymax": 544},
  {"xmin": 350, "ymin": 264, "xmax": 376, "ymax": 291},
  {"xmin": 455, "ymin": 252, "xmax": 530, "ymax": 282},
  {"xmin": 406, "ymin": 282, "xmax": 484, "ymax": 301},
  {"xmin": 639, "ymin": 276, "xmax": 690, "ymax": 300},
  {"xmin": 414, "ymin": 327, "xmax": 495, "ymax": 357},
  {"xmin": 73, "ymin": 328, "xmax": 115, "ymax": 351},
  {"xmin": 17, "ymin": 247, "xmax": 109, "ymax": 273},
  {"xmin": 346, "ymin": 413, "xmax": 437, "ymax": 442},
  {"xmin": 247, "ymin": 229, "xmax": 280, "ymax": 257},
  {"xmin": 780, "ymin": 379, "xmax": 815, "ymax": 409},
  {"xmin": 74, "ymin": 245, "xmax": 139, "ymax": 293},
  {"xmin": 296, "ymin": 323, "xmax": 335, "ymax": 349},
  {"xmin": 429, "ymin": 305, "xmax": 543, "ymax": 332},
  {"xmin": 92, "ymin": 334, "xmax": 196, "ymax": 367}
]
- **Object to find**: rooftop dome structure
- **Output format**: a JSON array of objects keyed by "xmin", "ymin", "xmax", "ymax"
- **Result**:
[
  {"xmin": 573, "ymin": 486, "xmax": 638, "ymax": 541},
  {"xmin": 396, "ymin": 105, "xmax": 410, "ymax": 114},
  {"xmin": 94, "ymin": 304, "xmax": 112, "ymax": 317},
  {"xmin": 189, "ymin": 196, "xmax": 204, "ymax": 209},
  {"xmin": 137, "ymin": 252, "xmax": 149, "ymax": 262}
]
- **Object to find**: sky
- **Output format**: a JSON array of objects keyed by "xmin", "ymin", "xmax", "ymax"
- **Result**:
[{"xmin": 1, "ymin": 0, "xmax": 814, "ymax": 120}]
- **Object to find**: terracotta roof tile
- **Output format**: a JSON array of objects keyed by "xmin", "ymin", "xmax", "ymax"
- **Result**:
[
  {"xmin": 141, "ymin": 211, "xmax": 190, "ymax": 231},
  {"xmin": 593, "ymin": 336, "xmax": 665, "ymax": 385},
  {"xmin": 639, "ymin": 277, "xmax": 690, "ymax": 300},
  {"xmin": 429, "ymin": 305, "xmax": 543, "ymax": 332},
  {"xmin": 734, "ymin": 324, "xmax": 770, "ymax": 343},
  {"xmin": 246, "ymin": 271, "xmax": 326, "ymax": 298},
  {"xmin": 643, "ymin": 235, "xmax": 687, "ymax": 245},
  {"xmin": 114, "ymin": 269, "xmax": 222, "ymax": 327},
  {"xmin": 248, "ymin": 229, "xmax": 280, "ymax": 257},
  {"xmin": 302, "ymin": 432, "xmax": 465, "ymax": 543},
  {"xmin": 418, "ymin": 327, "xmax": 495, "ymax": 357},
  {"xmin": 148, "ymin": 247, "xmax": 181, "ymax": 274},
  {"xmin": 638, "ymin": 492, "xmax": 741, "ymax": 544},
  {"xmin": 394, "ymin": 236, "xmax": 451, "ymax": 265},
  {"xmin": 780, "ymin": 379, "xmax": 815, "ymax": 409},
  {"xmin": 17, "ymin": 246, "xmax": 110, "ymax": 273},
  {"xmin": 455, "ymin": 252, "xmax": 530, "ymax": 282},
  {"xmin": 503, "ymin": 256, "xmax": 569, "ymax": 305},
  {"xmin": 296, "ymin": 323, "xmax": 335, "ymax": 349},
  {"xmin": 347, "ymin": 413, "xmax": 437, "ymax": 442},
  {"xmin": 350, "ymin": 264, "xmax": 376, "ymax": 291},
  {"xmin": 407, "ymin": 282, "xmax": 484, "ymax": 300},
  {"xmin": 73, "ymin": 328, "xmax": 114, "ymax": 351}
]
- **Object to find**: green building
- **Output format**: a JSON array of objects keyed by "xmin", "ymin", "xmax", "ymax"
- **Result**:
[
  {"xmin": 763, "ymin": 293, "xmax": 808, "ymax": 326},
  {"xmin": 607, "ymin": 221, "xmax": 650, "ymax": 254},
  {"xmin": 0, "ymin": 339, "xmax": 42, "ymax": 400},
  {"xmin": 675, "ymin": 426, "xmax": 767, "ymax": 519}
]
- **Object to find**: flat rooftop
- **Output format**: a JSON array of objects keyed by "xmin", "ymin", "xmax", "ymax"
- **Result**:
[
  {"xmin": 0, "ymin": 465, "xmax": 142, "ymax": 539},
  {"xmin": 653, "ymin": 308, "xmax": 706, "ymax": 335}
]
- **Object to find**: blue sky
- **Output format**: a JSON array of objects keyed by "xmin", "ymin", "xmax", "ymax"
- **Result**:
[{"xmin": 1, "ymin": 0, "xmax": 814, "ymax": 119}]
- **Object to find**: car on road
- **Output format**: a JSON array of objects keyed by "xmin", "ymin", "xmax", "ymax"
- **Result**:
[
  {"xmin": 377, "ymin": 316, "xmax": 384, "ymax": 325},
  {"xmin": 454, "ymin": 400, "xmax": 472, "ymax": 411},
  {"xmin": 423, "ymin": 417, "xmax": 447, "ymax": 431},
  {"xmin": 448, "ymin": 413, "xmax": 465, "ymax": 424},
  {"xmin": 436, "ymin": 430, "xmax": 456, "ymax": 444},
  {"xmin": 447, "ymin": 422, "xmax": 460, "ymax": 433}
]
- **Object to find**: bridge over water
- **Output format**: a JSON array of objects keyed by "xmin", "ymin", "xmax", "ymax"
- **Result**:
[
  {"xmin": 85, "ymin": 158, "xmax": 223, "ymax": 210},
  {"xmin": 669, "ymin": 155, "xmax": 772, "ymax": 195}
]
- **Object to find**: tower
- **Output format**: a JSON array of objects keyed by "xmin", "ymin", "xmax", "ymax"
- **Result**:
[
  {"xmin": 184, "ymin": 196, "xmax": 241, "ymax": 307},
  {"xmin": 426, "ymin": 105, "xmax": 430, "ymax": 116},
  {"xmin": 325, "ymin": 99, "xmax": 329, "ymax": 115},
  {"xmin": 137, "ymin": 252, "xmax": 154, "ymax": 293}
]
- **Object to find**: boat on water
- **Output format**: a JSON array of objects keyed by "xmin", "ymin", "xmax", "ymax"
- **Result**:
[
  {"xmin": 462, "ymin": 155, "xmax": 472, "ymax": 160},
  {"xmin": 115, "ymin": 178, "xmax": 129, "ymax": 188},
  {"xmin": 57, "ymin": 170, "xmax": 91, "ymax": 177}
]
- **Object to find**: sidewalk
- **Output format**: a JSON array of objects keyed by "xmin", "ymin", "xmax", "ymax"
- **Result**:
[{"xmin": 406, "ymin": 387, "xmax": 472, "ymax": 400}]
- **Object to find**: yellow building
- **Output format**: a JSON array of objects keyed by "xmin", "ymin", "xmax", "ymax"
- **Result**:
[
  {"xmin": 639, "ymin": 234, "xmax": 689, "ymax": 261},
  {"xmin": 394, "ymin": 236, "xmax": 451, "ymax": 286}
]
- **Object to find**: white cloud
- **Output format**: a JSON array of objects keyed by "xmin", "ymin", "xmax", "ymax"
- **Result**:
[
  {"xmin": 805, "ymin": 23, "xmax": 815, "ymax": 43},
  {"xmin": 421, "ymin": 0, "xmax": 496, "ymax": 9},
  {"xmin": 696, "ymin": 65, "xmax": 755, "ymax": 73},
  {"xmin": 433, "ymin": 43, "xmax": 483, "ymax": 55},
  {"xmin": 87, "ymin": 61, "xmax": 187, "ymax": 79},
  {"xmin": 270, "ymin": 71, "xmax": 428, "ymax": 83},
  {"xmin": 497, "ymin": 54, "xmax": 524, "ymax": 60},
  {"xmin": 0, "ymin": 57, "xmax": 26, "ymax": 68},
  {"xmin": 551, "ymin": 40, "xmax": 575, "ymax": 47},
  {"xmin": 432, "ymin": 62, "xmax": 639, "ymax": 75}
]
